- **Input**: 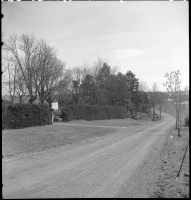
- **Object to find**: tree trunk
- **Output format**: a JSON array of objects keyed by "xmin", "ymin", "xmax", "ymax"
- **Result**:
[
  {"xmin": 175, "ymin": 118, "xmax": 178, "ymax": 129},
  {"xmin": 176, "ymin": 105, "xmax": 178, "ymax": 127},
  {"xmin": 28, "ymin": 95, "xmax": 37, "ymax": 104},
  {"xmin": 152, "ymin": 106, "xmax": 155, "ymax": 121},
  {"xmin": 175, "ymin": 105, "xmax": 177, "ymax": 129},
  {"xmin": 19, "ymin": 95, "xmax": 23, "ymax": 104},
  {"xmin": 177, "ymin": 107, "xmax": 181, "ymax": 137},
  {"xmin": 178, "ymin": 127, "xmax": 180, "ymax": 137}
]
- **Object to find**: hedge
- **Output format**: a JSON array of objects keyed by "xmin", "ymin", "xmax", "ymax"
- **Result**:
[
  {"xmin": 61, "ymin": 105, "xmax": 128, "ymax": 121},
  {"xmin": 2, "ymin": 103, "xmax": 52, "ymax": 129}
]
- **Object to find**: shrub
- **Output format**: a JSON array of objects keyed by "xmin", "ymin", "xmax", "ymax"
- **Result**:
[
  {"xmin": 61, "ymin": 105, "xmax": 128, "ymax": 121},
  {"xmin": 53, "ymin": 116, "xmax": 62, "ymax": 122},
  {"xmin": 53, "ymin": 109, "xmax": 61, "ymax": 117},
  {"xmin": 61, "ymin": 105, "xmax": 73, "ymax": 121},
  {"xmin": 2, "ymin": 103, "xmax": 52, "ymax": 129}
]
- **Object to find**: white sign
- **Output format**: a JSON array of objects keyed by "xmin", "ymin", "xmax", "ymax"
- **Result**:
[{"xmin": 52, "ymin": 102, "xmax": 58, "ymax": 110}]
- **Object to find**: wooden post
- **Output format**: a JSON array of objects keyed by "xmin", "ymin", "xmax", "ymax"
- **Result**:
[{"xmin": 177, "ymin": 140, "xmax": 189, "ymax": 177}]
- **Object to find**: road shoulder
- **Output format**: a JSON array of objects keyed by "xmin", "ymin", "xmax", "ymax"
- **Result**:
[{"xmin": 117, "ymin": 125, "xmax": 189, "ymax": 198}]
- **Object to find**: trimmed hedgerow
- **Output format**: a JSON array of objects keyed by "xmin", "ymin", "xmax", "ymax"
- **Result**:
[
  {"xmin": 61, "ymin": 105, "xmax": 128, "ymax": 121},
  {"xmin": 2, "ymin": 103, "xmax": 52, "ymax": 130}
]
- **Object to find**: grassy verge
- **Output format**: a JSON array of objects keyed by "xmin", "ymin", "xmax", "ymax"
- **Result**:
[
  {"xmin": 150, "ymin": 125, "xmax": 189, "ymax": 198},
  {"xmin": 2, "ymin": 124, "xmax": 116, "ymax": 158},
  {"xmin": 2, "ymin": 114, "xmax": 153, "ymax": 159},
  {"xmin": 152, "ymin": 103, "xmax": 189, "ymax": 198}
]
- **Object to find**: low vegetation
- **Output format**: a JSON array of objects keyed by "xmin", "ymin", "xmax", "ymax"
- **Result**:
[
  {"xmin": 2, "ymin": 102, "xmax": 52, "ymax": 130},
  {"xmin": 2, "ymin": 116, "xmax": 152, "ymax": 158},
  {"xmin": 61, "ymin": 105, "xmax": 128, "ymax": 121}
]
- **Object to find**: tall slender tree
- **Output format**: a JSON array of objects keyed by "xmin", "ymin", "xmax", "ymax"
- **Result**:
[
  {"xmin": 163, "ymin": 70, "xmax": 182, "ymax": 131},
  {"xmin": 157, "ymin": 92, "xmax": 168, "ymax": 119},
  {"xmin": 3, "ymin": 34, "xmax": 38, "ymax": 103}
]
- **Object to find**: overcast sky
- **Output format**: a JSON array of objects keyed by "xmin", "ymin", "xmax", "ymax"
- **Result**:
[{"xmin": 2, "ymin": 1, "xmax": 189, "ymax": 91}]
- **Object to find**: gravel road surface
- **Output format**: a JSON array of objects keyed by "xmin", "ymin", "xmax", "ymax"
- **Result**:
[{"xmin": 2, "ymin": 113, "xmax": 175, "ymax": 198}]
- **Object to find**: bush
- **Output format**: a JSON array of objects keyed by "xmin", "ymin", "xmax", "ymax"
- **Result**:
[
  {"xmin": 2, "ymin": 103, "xmax": 52, "ymax": 129},
  {"xmin": 61, "ymin": 105, "xmax": 74, "ymax": 121},
  {"xmin": 184, "ymin": 116, "xmax": 189, "ymax": 127},
  {"xmin": 61, "ymin": 105, "xmax": 128, "ymax": 121},
  {"xmin": 53, "ymin": 116, "xmax": 62, "ymax": 122},
  {"xmin": 53, "ymin": 109, "xmax": 61, "ymax": 117}
]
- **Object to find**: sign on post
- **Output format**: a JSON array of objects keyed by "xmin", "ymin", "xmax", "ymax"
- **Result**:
[
  {"xmin": 51, "ymin": 102, "xmax": 58, "ymax": 110},
  {"xmin": 51, "ymin": 102, "xmax": 58, "ymax": 123}
]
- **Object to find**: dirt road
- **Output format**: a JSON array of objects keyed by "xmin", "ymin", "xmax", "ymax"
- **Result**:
[{"xmin": 2, "ymin": 113, "xmax": 175, "ymax": 198}]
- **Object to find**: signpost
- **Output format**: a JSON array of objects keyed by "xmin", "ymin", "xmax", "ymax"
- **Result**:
[
  {"xmin": 51, "ymin": 102, "xmax": 58, "ymax": 123},
  {"xmin": 51, "ymin": 102, "xmax": 58, "ymax": 110}
]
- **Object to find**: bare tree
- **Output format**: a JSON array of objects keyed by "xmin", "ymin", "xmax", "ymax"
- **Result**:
[
  {"xmin": 3, "ymin": 34, "xmax": 38, "ymax": 104},
  {"xmin": 57, "ymin": 72, "xmax": 72, "ymax": 107},
  {"xmin": 32, "ymin": 39, "xmax": 64, "ymax": 104},
  {"xmin": 139, "ymin": 81, "xmax": 149, "ymax": 92},
  {"xmin": 163, "ymin": 70, "xmax": 182, "ymax": 131},
  {"xmin": 157, "ymin": 92, "xmax": 168, "ymax": 119},
  {"xmin": 3, "ymin": 34, "xmax": 68, "ymax": 107},
  {"xmin": 15, "ymin": 67, "xmax": 28, "ymax": 104},
  {"xmin": 2, "ymin": 52, "xmax": 8, "ymax": 91},
  {"xmin": 69, "ymin": 65, "xmax": 90, "ymax": 105},
  {"xmin": 44, "ymin": 58, "xmax": 67, "ymax": 107},
  {"xmin": 2, "ymin": 52, "xmax": 17, "ymax": 103},
  {"xmin": 90, "ymin": 57, "xmax": 105, "ymax": 79}
]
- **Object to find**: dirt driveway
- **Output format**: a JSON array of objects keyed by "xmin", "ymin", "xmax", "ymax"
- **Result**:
[{"xmin": 2, "ymin": 113, "xmax": 175, "ymax": 198}]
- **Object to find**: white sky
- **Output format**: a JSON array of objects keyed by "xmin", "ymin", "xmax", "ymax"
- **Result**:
[{"xmin": 2, "ymin": 1, "xmax": 189, "ymax": 91}]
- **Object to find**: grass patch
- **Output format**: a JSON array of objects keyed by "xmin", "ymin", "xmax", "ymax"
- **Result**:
[
  {"xmin": 2, "ymin": 114, "xmax": 153, "ymax": 159},
  {"xmin": 2, "ymin": 124, "xmax": 117, "ymax": 158},
  {"xmin": 151, "ymin": 126, "xmax": 189, "ymax": 198}
]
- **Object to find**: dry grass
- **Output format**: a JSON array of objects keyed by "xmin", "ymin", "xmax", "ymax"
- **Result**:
[
  {"xmin": 153, "ymin": 102, "xmax": 189, "ymax": 198},
  {"xmin": 2, "ymin": 124, "xmax": 115, "ymax": 158},
  {"xmin": 150, "ymin": 127, "xmax": 189, "ymax": 198}
]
